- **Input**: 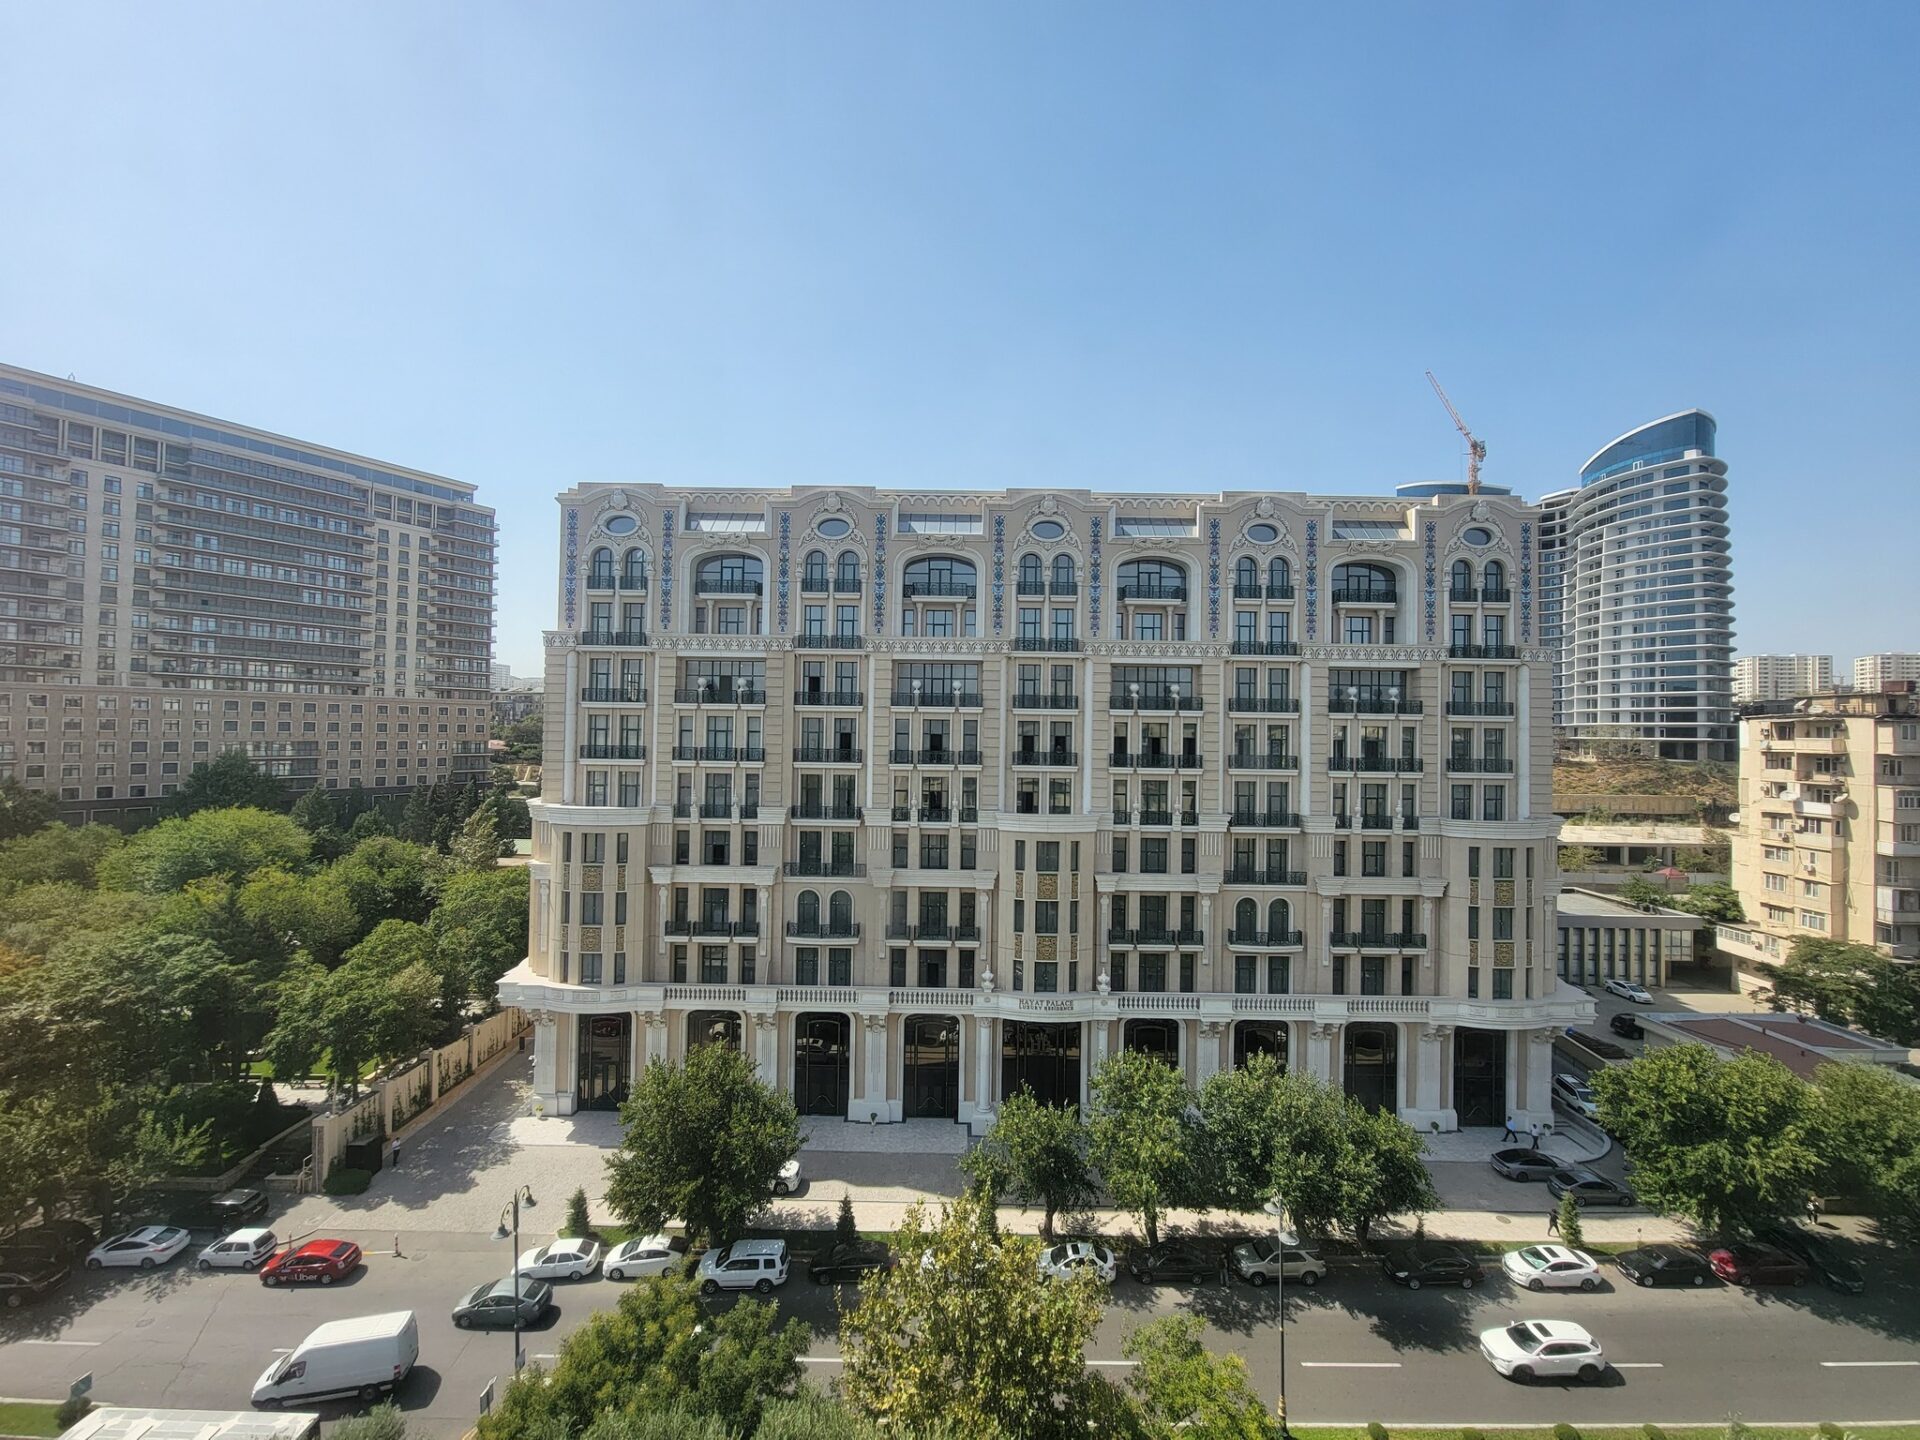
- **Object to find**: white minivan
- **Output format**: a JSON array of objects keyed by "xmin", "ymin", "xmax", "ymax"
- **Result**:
[{"xmin": 252, "ymin": 1311, "xmax": 419, "ymax": 1407}]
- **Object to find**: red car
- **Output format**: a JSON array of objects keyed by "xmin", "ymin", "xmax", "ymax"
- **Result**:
[
  {"xmin": 260, "ymin": 1239, "xmax": 362, "ymax": 1287},
  {"xmin": 1708, "ymin": 1242, "xmax": 1811, "ymax": 1287}
]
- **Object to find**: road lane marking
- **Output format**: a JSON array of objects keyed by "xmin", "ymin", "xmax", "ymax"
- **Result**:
[
  {"xmin": 800, "ymin": 1358, "xmax": 843, "ymax": 1366},
  {"xmin": 1087, "ymin": 1361, "xmax": 1138, "ymax": 1368},
  {"xmin": 1614, "ymin": 1363, "xmax": 1665, "ymax": 1369},
  {"xmin": 1302, "ymin": 1362, "xmax": 1402, "ymax": 1369},
  {"xmin": 1821, "ymin": 1361, "xmax": 1920, "ymax": 1368},
  {"xmin": 20, "ymin": 1340, "xmax": 101, "ymax": 1347}
]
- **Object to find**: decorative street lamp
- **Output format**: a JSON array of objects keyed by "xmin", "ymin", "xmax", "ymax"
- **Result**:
[
  {"xmin": 1264, "ymin": 1195, "xmax": 1298, "ymax": 1439},
  {"xmin": 495, "ymin": 1184, "xmax": 536, "ymax": 1371}
]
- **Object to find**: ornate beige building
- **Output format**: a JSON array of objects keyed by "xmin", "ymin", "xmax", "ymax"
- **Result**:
[{"xmin": 495, "ymin": 484, "xmax": 1593, "ymax": 1133}]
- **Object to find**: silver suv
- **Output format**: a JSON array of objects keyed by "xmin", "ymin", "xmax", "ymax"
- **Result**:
[{"xmin": 697, "ymin": 1239, "xmax": 789, "ymax": 1295}]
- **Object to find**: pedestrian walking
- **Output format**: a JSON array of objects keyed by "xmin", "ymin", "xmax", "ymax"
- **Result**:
[
  {"xmin": 1805, "ymin": 1195, "xmax": 1821, "ymax": 1227},
  {"xmin": 1546, "ymin": 1206, "xmax": 1560, "ymax": 1236},
  {"xmin": 389, "ymin": 1136, "xmax": 401, "ymax": 1170},
  {"xmin": 1502, "ymin": 1113, "xmax": 1519, "ymax": 1144},
  {"xmin": 1528, "ymin": 1120, "xmax": 1542, "ymax": 1151}
]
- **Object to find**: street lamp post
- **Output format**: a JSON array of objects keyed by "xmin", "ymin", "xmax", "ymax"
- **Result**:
[
  {"xmin": 495, "ymin": 1184, "xmax": 536, "ymax": 1372},
  {"xmin": 1263, "ymin": 1195, "xmax": 1297, "ymax": 1440}
]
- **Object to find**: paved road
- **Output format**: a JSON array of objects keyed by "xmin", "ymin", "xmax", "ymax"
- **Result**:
[{"xmin": 6, "ymin": 1229, "xmax": 1915, "ymax": 1433}]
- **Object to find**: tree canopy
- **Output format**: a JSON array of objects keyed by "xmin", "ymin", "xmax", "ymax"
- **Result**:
[
  {"xmin": 164, "ymin": 750, "xmax": 289, "ymax": 816},
  {"xmin": 1087, "ymin": 1049, "xmax": 1202, "ymax": 1249},
  {"xmin": 960, "ymin": 1090, "xmax": 1097, "ymax": 1241},
  {"xmin": 1763, "ymin": 938, "xmax": 1920, "ymax": 1045},
  {"xmin": 98, "ymin": 807, "xmax": 311, "ymax": 893}
]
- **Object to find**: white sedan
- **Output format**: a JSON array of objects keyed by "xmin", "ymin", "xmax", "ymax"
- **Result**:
[
  {"xmin": 1502, "ymin": 1244, "xmax": 1602, "ymax": 1292},
  {"xmin": 1605, "ymin": 978, "xmax": 1654, "ymax": 1004},
  {"xmin": 1479, "ymin": 1319, "xmax": 1607, "ymax": 1383},
  {"xmin": 604, "ymin": 1234, "xmax": 687, "ymax": 1281},
  {"xmin": 1038, "ymin": 1240, "xmax": 1116, "ymax": 1283},
  {"xmin": 772, "ymin": 1158, "xmax": 802, "ymax": 1196},
  {"xmin": 85, "ymin": 1226, "xmax": 192, "ymax": 1271},
  {"xmin": 515, "ymin": 1238, "xmax": 603, "ymax": 1281}
]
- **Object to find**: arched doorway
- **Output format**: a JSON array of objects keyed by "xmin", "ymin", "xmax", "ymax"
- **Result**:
[
  {"xmin": 1123, "ymin": 1019, "xmax": 1181, "ymax": 1067},
  {"xmin": 1001, "ymin": 1021, "xmax": 1081, "ymax": 1110},
  {"xmin": 1233, "ymin": 1020, "xmax": 1288, "ymax": 1070},
  {"xmin": 1453, "ymin": 1027, "xmax": 1508, "ymax": 1128},
  {"xmin": 902, "ymin": 1016, "xmax": 960, "ymax": 1119},
  {"xmin": 1343, "ymin": 1024, "xmax": 1399, "ymax": 1113},
  {"xmin": 687, "ymin": 1011, "xmax": 742, "ymax": 1053},
  {"xmin": 793, "ymin": 1014, "xmax": 851, "ymax": 1117},
  {"xmin": 576, "ymin": 1013, "xmax": 631, "ymax": 1111}
]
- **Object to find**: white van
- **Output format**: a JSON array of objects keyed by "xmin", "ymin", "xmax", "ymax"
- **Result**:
[{"xmin": 252, "ymin": 1311, "xmax": 419, "ymax": 1407}]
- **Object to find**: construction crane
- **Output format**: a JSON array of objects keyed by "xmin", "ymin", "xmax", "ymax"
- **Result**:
[{"xmin": 1425, "ymin": 371, "xmax": 1486, "ymax": 495}]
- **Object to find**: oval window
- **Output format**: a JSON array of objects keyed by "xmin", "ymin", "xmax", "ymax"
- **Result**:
[
  {"xmin": 1247, "ymin": 523, "xmax": 1278, "ymax": 544},
  {"xmin": 817, "ymin": 517, "xmax": 851, "ymax": 538},
  {"xmin": 1462, "ymin": 526, "xmax": 1493, "ymax": 546},
  {"xmin": 1031, "ymin": 519, "xmax": 1065, "ymax": 541},
  {"xmin": 602, "ymin": 514, "xmax": 637, "ymax": 536}
]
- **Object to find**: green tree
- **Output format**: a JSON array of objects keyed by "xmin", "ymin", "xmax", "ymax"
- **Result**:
[
  {"xmin": 0, "ymin": 777, "xmax": 57, "ymax": 840},
  {"xmin": 1124, "ymin": 1314, "xmax": 1278, "ymax": 1440},
  {"xmin": 1556, "ymin": 1191, "xmax": 1585, "ymax": 1250},
  {"xmin": 1618, "ymin": 876, "xmax": 1673, "ymax": 907},
  {"xmin": 263, "ymin": 923, "xmax": 448, "ymax": 1090},
  {"xmin": 428, "ymin": 866, "xmax": 529, "ymax": 1005},
  {"xmin": 604, "ymin": 1042, "xmax": 802, "ymax": 1246},
  {"xmin": 839, "ymin": 1192, "xmax": 1116, "ymax": 1440},
  {"xmin": 163, "ymin": 750, "xmax": 288, "ymax": 817},
  {"xmin": 1592, "ymin": 1044, "xmax": 1824, "ymax": 1232},
  {"xmin": 1663, "ymin": 882, "xmax": 1744, "ymax": 924},
  {"xmin": 329, "ymin": 835, "xmax": 440, "ymax": 931},
  {"xmin": 1337, "ymin": 1102, "xmax": 1439, "ymax": 1242},
  {"xmin": 1763, "ymin": 938, "xmax": 1919, "ymax": 1045},
  {"xmin": 97, "ymin": 807, "xmax": 312, "ymax": 894},
  {"xmin": 1556, "ymin": 844, "xmax": 1604, "ymax": 873},
  {"xmin": 237, "ymin": 865, "xmax": 363, "ymax": 968},
  {"xmin": 1813, "ymin": 1062, "xmax": 1920, "ymax": 1235},
  {"xmin": 960, "ymin": 1090, "xmax": 1097, "ymax": 1241},
  {"xmin": 0, "ymin": 823, "xmax": 124, "ymax": 897},
  {"xmin": 1087, "ymin": 1050, "xmax": 1201, "ymax": 1248},
  {"xmin": 451, "ymin": 805, "xmax": 502, "ymax": 871},
  {"xmin": 836, "ymin": 1190, "xmax": 860, "ymax": 1248},
  {"xmin": 327, "ymin": 1404, "xmax": 409, "ymax": 1440},
  {"xmin": 0, "ymin": 883, "xmax": 156, "ymax": 961},
  {"xmin": 564, "ymin": 1186, "xmax": 593, "ymax": 1238}
]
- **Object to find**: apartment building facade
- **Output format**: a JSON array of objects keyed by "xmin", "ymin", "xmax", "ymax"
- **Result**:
[
  {"xmin": 1727, "ymin": 688, "xmax": 1920, "ymax": 965},
  {"xmin": 1853, "ymin": 654, "xmax": 1920, "ymax": 692},
  {"xmin": 496, "ymin": 483, "xmax": 1592, "ymax": 1132},
  {"xmin": 1539, "ymin": 410, "xmax": 1735, "ymax": 760},
  {"xmin": 1733, "ymin": 654, "xmax": 1834, "ymax": 704},
  {"xmin": 0, "ymin": 364, "xmax": 495, "ymax": 821}
]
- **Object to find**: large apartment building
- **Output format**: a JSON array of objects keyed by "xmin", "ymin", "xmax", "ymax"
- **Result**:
[
  {"xmin": 0, "ymin": 364, "xmax": 495, "ymax": 822},
  {"xmin": 495, "ymin": 483, "xmax": 1592, "ymax": 1132},
  {"xmin": 1854, "ymin": 654, "xmax": 1920, "ymax": 692},
  {"xmin": 1726, "ymin": 687, "xmax": 1920, "ymax": 966},
  {"xmin": 1733, "ymin": 654, "xmax": 1834, "ymax": 704},
  {"xmin": 1539, "ymin": 411, "xmax": 1735, "ymax": 760}
]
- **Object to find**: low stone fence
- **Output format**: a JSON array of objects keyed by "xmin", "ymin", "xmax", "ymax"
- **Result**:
[{"xmin": 310, "ymin": 1007, "xmax": 525, "ymax": 1187}]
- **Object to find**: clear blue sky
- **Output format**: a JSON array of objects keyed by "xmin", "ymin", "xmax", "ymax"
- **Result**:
[{"xmin": 4, "ymin": 3, "xmax": 1914, "ymax": 679}]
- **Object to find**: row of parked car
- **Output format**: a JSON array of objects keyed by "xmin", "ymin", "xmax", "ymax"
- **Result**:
[{"xmin": 1377, "ymin": 1226, "xmax": 1864, "ymax": 1294}]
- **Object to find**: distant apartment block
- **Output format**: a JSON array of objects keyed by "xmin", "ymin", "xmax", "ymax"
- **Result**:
[
  {"xmin": 1538, "ymin": 411, "xmax": 1735, "ymax": 760},
  {"xmin": 1733, "ymin": 654, "xmax": 1834, "ymax": 703},
  {"xmin": 0, "ymin": 363, "xmax": 495, "ymax": 822},
  {"xmin": 1727, "ymin": 687, "xmax": 1920, "ymax": 966},
  {"xmin": 1854, "ymin": 653, "xmax": 1920, "ymax": 693}
]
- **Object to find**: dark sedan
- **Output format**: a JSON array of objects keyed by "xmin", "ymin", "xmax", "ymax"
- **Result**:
[
  {"xmin": 1491, "ymin": 1149, "xmax": 1562, "ymax": 1182},
  {"xmin": 1127, "ymin": 1241, "xmax": 1215, "ymax": 1283},
  {"xmin": 1, "ymin": 1219, "xmax": 98, "ymax": 1265},
  {"xmin": 0, "ymin": 1255, "xmax": 70, "ymax": 1309},
  {"xmin": 1615, "ymin": 1244, "xmax": 1715, "ymax": 1288},
  {"xmin": 809, "ymin": 1243, "xmax": 893, "ymax": 1285},
  {"xmin": 1380, "ymin": 1243, "xmax": 1484, "ymax": 1290},
  {"xmin": 1755, "ymin": 1223, "xmax": 1865, "ymax": 1294},
  {"xmin": 1709, "ymin": 1242, "xmax": 1812, "ymax": 1288},
  {"xmin": 1547, "ymin": 1168, "xmax": 1634, "ymax": 1206},
  {"xmin": 454, "ymin": 1276, "xmax": 553, "ymax": 1329},
  {"xmin": 1609, "ymin": 1012, "xmax": 1644, "ymax": 1040}
]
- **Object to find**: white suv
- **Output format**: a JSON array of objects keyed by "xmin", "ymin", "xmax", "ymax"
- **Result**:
[{"xmin": 698, "ymin": 1239, "xmax": 789, "ymax": 1295}]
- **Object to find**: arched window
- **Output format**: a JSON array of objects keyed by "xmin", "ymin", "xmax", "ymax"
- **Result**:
[
  {"xmin": 836, "ymin": 551, "xmax": 861, "ymax": 588},
  {"xmin": 1235, "ymin": 556, "xmax": 1258, "ymax": 589},
  {"xmin": 1117, "ymin": 558, "xmax": 1188, "ymax": 600},
  {"xmin": 620, "ymin": 548, "xmax": 647, "ymax": 586},
  {"xmin": 1235, "ymin": 898, "xmax": 1257, "ymax": 935},
  {"xmin": 1018, "ymin": 553, "xmax": 1043, "ymax": 587},
  {"xmin": 1331, "ymin": 561, "xmax": 1395, "ymax": 602},
  {"xmin": 1268, "ymin": 556, "xmax": 1291, "ymax": 591},
  {"xmin": 694, "ymin": 552, "xmax": 764, "ymax": 595},
  {"xmin": 829, "ymin": 890, "xmax": 854, "ymax": 932},
  {"xmin": 796, "ymin": 890, "xmax": 820, "ymax": 929},
  {"xmin": 588, "ymin": 547, "xmax": 615, "ymax": 585},
  {"xmin": 1266, "ymin": 898, "xmax": 1291, "ymax": 935},
  {"xmin": 803, "ymin": 550, "xmax": 829, "ymax": 586},
  {"xmin": 1450, "ymin": 558, "xmax": 1473, "ymax": 595},
  {"xmin": 1050, "ymin": 554, "xmax": 1075, "ymax": 590},
  {"xmin": 903, "ymin": 555, "xmax": 978, "ymax": 598},
  {"xmin": 1482, "ymin": 559, "xmax": 1505, "ymax": 593}
]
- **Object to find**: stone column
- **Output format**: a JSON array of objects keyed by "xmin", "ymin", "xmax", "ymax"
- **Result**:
[
  {"xmin": 1518, "ymin": 1026, "xmax": 1557, "ymax": 1129},
  {"xmin": 641, "ymin": 1010, "xmax": 668, "ymax": 1065},
  {"xmin": 1089, "ymin": 1018, "xmax": 1111, "ymax": 1070},
  {"xmin": 972, "ymin": 1015, "xmax": 996, "ymax": 1131},
  {"xmin": 758, "ymin": 886, "xmax": 772, "ymax": 973},
  {"xmin": 1195, "ymin": 1019, "xmax": 1225, "ymax": 1086},
  {"xmin": 860, "ymin": 1014, "xmax": 890, "ymax": 1122},
  {"xmin": 1404, "ymin": 1022, "xmax": 1454, "ymax": 1133},
  {"xmin": 531, "ymin": 1010, "xmax": 559, "ymax": 1113},
  {"xmin": 1306, "ymin": 1020, "xmax": 1340, "ymax": 1086},
  {"xmin": 752, "ymin": 1011, "xmax": 780, "ymax": 1086}
]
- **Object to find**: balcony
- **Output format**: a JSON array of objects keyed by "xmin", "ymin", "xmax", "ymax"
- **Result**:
[
  {"xmin": 1481, "ymin": 588, "xmax": 1512, "ymax": 603},
  {"xmin": 1357, "ymin": 812, "xmax": 1398, "ymax": 830},
  {"xmin": 834, "ymin": 578, "xmax": 863, "ymax": 595},
  {"xmin": 1326, "ymin": 755, "xmax": 1423, "ymax": 773},
  {"xmin": 1012, "ymin": 693, "xmax": 1079, "ymax": 709},
  {"xmin": 1445, "ymin": 756, "xmax": 1515, "ymax": 774},
  {"xmin": 794, "ymin": 632, "xmax": 865, "ymax": 650},
  {"xmin": 1226, "ymin": 928, "xmax": 1305, "ymax": 948},
  {"xmin": 885, "ymin": 922, "xmax": 984, "ymax": 943},
  {"xmin": 694, "ymin": 578, "xmax": 763, "ymax": 597},
  {"xmin": 1329, "ymin": 931, "xmax": 1428, "ymax": 949},
  {"xmin": 1108, "ymin": 690, "xmax": 1203, "ymax": 712},
  {"xmin": 1331, "ymin": 586, "xmax": 1397, "ymax": 605},
  {"xmin": 576, "ymin": 629, "xmax": 650, "ymax": 646},
  {"xmin": 1327, "ymin": 695, "xmax": 1423, "ymax": 715},
  {"xmin": 1229, "ymin": 639, "xmax": 1301, "ymax": 657},
  {"xmin": 1226, "ymin": 696, "xmax": 1299, "ymax": 714},
  {"xmin": 903, "ymin": 580, "xmax": 977, "ymax": 600},
  {"xmin": 673, "ymin": 687, "xmax": 767, "ymax": 705},
  {"xmin": 786, "ymin": 920, "xmax": 862, "ymax": 939},
  {"xmin": 1012, "ymin": 636, "xmax": 1082, "ymax": 652},
  {"xmin": 1112, "ymin": 752, "xmax": 1205, "ymax": 770},
  {"xmin": 785, "ymin": 859, "xmax": 868, "ymax": 878},
  {"xmin": 1050, "ymin": 579, "xmax": 1078, "ymax": 597},
  {"xmin": 794, "ymin": 689, "xmax": 865, "ymax": 707},
  {"xmin": 1224, "ymin": 866, "xmax": 1307, "ymax": 886},
  {"xmin": 1445, "ymin": 700, "xmax": 1516, "ymax": 716},
  {"xmin": 665, "ymin": 918, "xmax": 759, "ymax": 939},
  {"xmin": 789, "ymin": 803, "xmax": 862, "ymax": 821},
  {"xmin": 793, "ymin": 746, "xmax": 863, "ymax": 764},
  {"xmin": 672, "ymin": 745, "xmax": 766, "ymax": 763},
  {"xmin": 1016, "ymin": 580, "xmax": 1047, "ymax": 597},
  {"xmin": 1118, "ymin": 583, "xmax": 1188, "ymax": 603},
  {"xmin": 1228, "ymin": 809, "xmax": 1301, "ymax": 829},
  {"xmin": 580, "ymin": 686, "xmax": 648, "ymax": 703},
  {"xmin": 1448, "ymin": 643, "xmax": 1518, "ymax": 659},
  {"xmin": 888, "ymin": 748, "xmax": 984, "ymax": 767},
  {"xmin": 1226, "ymin": 752, "xmax": 1299, "ymax": 771},
  {"xmin": 585, "ymin": 572, "xmax": 617, "ymax": 591},
  {"xmin": 578, "ymin": 744, "xmax": 648, "ymax": 760},
  {"xmin": 1107, "ymin": 927, "xmax": 1206, "ymax": 948},
  {"xmin": 891, "ymin": 689, "xmax": 984, "ymax": 708},
  {"xmin": 799, "ymin": 577, "xmax": 831, "ymax": 595},
  {"xmin": 1012, "ymin": 749, "xmax": 1079, "ymax": 767}
]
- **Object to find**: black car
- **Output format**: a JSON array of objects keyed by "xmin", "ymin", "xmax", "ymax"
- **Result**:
[
  {"xmin": 1490, "ymin": 1148, "xmax": 1562, "ymax": 1182},
  {"xmin": 1609, "ymin": 1012, "xmax": 1644, "ymax": 1040},
  {"xmin": 0, "ymin": 1255, "xmax": 70, "ymax": 1309},
  {"xmin": 207, "ymin": 1188, "xmax": 270, "ymax": 1228},
  {"xmin": 0, "ymin": 1219, "xmax": 98, "ymax": 1265},
  {"xmin": 1547, "ymin": 1168, "xmax": 1634, "ymax": 1207},
  {"xmin": 1755, "ymin": 1223, "xmax": 1866, "ymax": 1294},
  {"xmin": 1615, "ymin": 1244, "xmax": 1715, "ymax": 1288},
  {"xmin": 809, "ymin": 1243, "xmax": 893, "ymax": 1285},
  {"xmin": 1380, "ymin": 1243, "xmax": 1484, "ymax": 1290},
  {"xmin": 1127, "ymin": 1241, "xmax": 1215, "ymax": 1283}
]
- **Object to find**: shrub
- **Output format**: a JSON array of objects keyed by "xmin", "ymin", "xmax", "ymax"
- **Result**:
[
  {"xmin": 1817, "ymin": 1425, "xmax": 1846, "ymax": 1440},
  {"xmin": 323, "ymin": 1166, "xmax": 373, "ymax": 1195},
  {"xmin": 836, "ymin": 1191, "xmax": 860, "ymax": 1248},
  {"xmin": 1460, "ymin": 1429, "xmax": 1487, "ymax": 1440},
  {"xmin": 563, "ymin": 1186, "xmax": 593, "ymax": 1239},
  {"xmin": 330, "ymin": 1404, "xmax": 409, "ymax": 1440},
  {"xmin": 1643, "ymin": 1426, "xmax": 1668, "ymax": 1440},
  {"xmin": 1557, "ymin": 1192, "xmax": 1585, "ymax": 1250},
  {"xmin": 56, "ymin": 1398, "xmax": 94, "ymax": 1430},
  {"xmin": 1554, "ymin": 1425, "xmax": 1582, "ymax": 1440},
  {"xmin": 1367, "ymin": 1424, "xmax": 1390, "ymax": 1440}
]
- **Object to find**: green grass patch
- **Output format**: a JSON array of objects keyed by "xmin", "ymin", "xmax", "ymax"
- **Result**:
[{"xmin": 0, "ymin": 1401, "xmax": 66, "ymax": 1438}]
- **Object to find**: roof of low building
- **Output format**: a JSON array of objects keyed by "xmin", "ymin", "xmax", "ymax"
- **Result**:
[{"xmin": 1641, "ymin": 1011, "xmax": 1911, "ymax": 1080}]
